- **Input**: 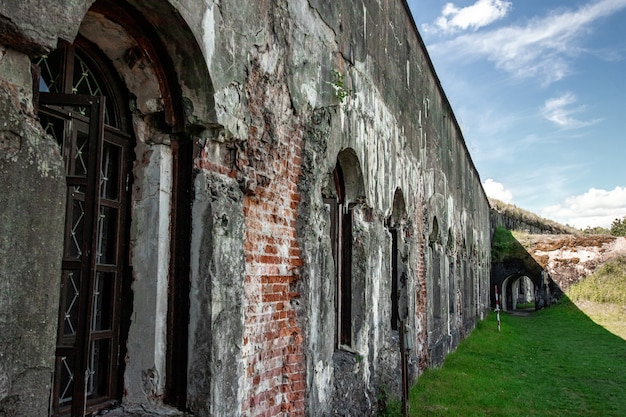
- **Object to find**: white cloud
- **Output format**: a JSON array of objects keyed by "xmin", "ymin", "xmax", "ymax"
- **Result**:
[
  {"xmin": 540, "ymin": 187, "xmax": 626, "ymax": 229},
  {"xmin": 541, "ymin": 92, "xmax": 601, "ymax": 129},
  {"xmin": 423, "ymin": 0, "xmax": 512, "ymax": 34},
  {"xmin": 426, "ymin": 0, "xmax": 626, "ymax": 84},
  {"xmin": 483, "ymin": 178, "xmax": 513, "ymax": 203}
]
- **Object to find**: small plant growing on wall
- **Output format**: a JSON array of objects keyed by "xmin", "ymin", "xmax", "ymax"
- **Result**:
[{"xmin": 330, "ymin": 69, "xmax": 353, "ymax": 103}]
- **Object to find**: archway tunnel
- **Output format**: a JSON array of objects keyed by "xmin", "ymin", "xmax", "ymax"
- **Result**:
[{"xmin": 500, "ymin": 273, "xmax": 536, "ymax": 311}]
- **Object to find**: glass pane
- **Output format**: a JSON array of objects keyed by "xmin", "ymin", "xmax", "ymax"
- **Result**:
[
  {"xmin": 91, "ymin": 272, "xmax": 114, "ymax": 332},
  {"xmin": 39, "ymin": 111, "xmax": 72, "ymax": 177},
  {"xmin": 72, "ymin": 54, "xmax": 103, "ymax": 97},
  {"xmin": 96, "ymin": 206, "xmax": 118, "ymax": 265},
  {"xmin": 100, "ymin": 141, "xmax": 120, "ymax": 201},
  {"xmin": 86, "ymin": 339, "xmax": 111, "ymax": 401},
  {"xmin": 58, "ymin": 355, "xmax": 75, "ymax": 408},
  {"xmin": 65, "ymin": 188, "xmax": 85, "ymax": 260},
  {"xmin": 61, "ymin": 270, "xmax": 81, "ymax": 337},
  {"xmin": 73, "ymin": 129, "xmax": 89, "ymax": 178},
  {"xmin": 37, "ymin": 45, "xmax": 116, "ymax": 125},
  {"xmin": 36, "ymin": 52, "xmax": 62, "ymax": 93},
  {"xmin": 72, "ymin": 54, "xmax": 113, "ymax": 126}
]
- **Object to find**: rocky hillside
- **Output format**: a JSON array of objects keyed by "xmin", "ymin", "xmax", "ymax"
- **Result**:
[{"xmin": 513, "ymin": 232, "xmax": 626, "ymax": 292}]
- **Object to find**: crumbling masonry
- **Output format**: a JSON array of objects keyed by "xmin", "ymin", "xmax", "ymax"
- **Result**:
[{"xmin": 0, "ymin": 1, "xmax": 491, "ymax": 416}]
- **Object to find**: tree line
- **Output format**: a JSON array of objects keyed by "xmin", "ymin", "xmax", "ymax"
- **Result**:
[{"xmin": 583, "ymin": 215, "xmax": 626, "ymax": 236}]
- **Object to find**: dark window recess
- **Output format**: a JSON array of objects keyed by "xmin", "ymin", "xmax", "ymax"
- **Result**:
[
  {"xmin": 449, "ymin": 262, "xmax": 455, "ymax": 314},
  {"xmin": 390, "ymin": 228, "xmax": 399, "ymax": 331},
  {"xmin": 324, "ymin": 197, "xmax": 339, "ymax": 276},
  {"xmin": 432, "ymin": 248, "xmax": 442, "ymax": 332},
  {"xmin": 164, "ymin": 137, "xmax": 192, "ymax": 409},
  {"xmin": 340, "ymin": 208, "xmax": 353, "ymax": 347},
  {"xmin": 325, "ymin": 163, "xmax": 353, "ymax": 349}
]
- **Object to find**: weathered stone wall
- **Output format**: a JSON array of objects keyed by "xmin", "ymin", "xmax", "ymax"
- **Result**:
[
  {"xmin": 0, "ymin": 1, "xmax": 492, "ymax": 416},
  {"xmin": 0, "ymin": 1, "xmax": 94, "ymax": 54},
  {"xmin": 191, "ymin": 1, "xmax": 492, "ymax": 414},
  {"xmin": 490, "ymin": 209, "xmax": 573, "ymax": 236},
  {"xmin": 0, "ymin": 48, "xmax": 65, "ymax": 416},
  {"xmin": 188, "ymin": 172, "xmax": 246, "ymax": 416}
]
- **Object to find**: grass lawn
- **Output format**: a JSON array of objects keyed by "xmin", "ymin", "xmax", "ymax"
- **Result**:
[
  {"xmin": 568, "ymin": 256, "xmax": 626, "ymax": 340},
  {"xmin": 407, "ymin": 299, "xmax": 626, "ymax": 417},
  {"xmin": 572, "ymin": 300, "xmax": 626, "ymax": 340}
]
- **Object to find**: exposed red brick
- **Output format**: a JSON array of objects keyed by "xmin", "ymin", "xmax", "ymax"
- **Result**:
[{"xmin": 240, "ymin": 61, "xmax": 306, "ymax": 417}]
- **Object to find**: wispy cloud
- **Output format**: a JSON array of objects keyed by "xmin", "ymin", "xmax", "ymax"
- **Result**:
[
  {"xmin": 541, "ymin": 186, "xmax": 626, "ymax": 228},
  {"xmin": 422, "ymin": 0, "xmax": 512, "ymax": 34},
  {"xmin": 482, "ymin": 162, "xmax": 589, "ymax": 211},
  {"xmin": 426, "ymin": 0, "xmax": 626, "ymax": 84},
  {"xmin": 541, "ymin": 92, "xmax": 601, "ymax": 129}
]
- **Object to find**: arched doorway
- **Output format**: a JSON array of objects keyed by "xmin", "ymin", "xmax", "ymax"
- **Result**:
[
  {"xmin": 500, "ymin": 274, "xmax": 535, "ymax": 311},
  {"xmin": 34, "ymin": 0, "xmax": 214, "ymax": 413},
  {"xmin": 38, "ymin": 36, "xmax": 133, "ymax": 417}
]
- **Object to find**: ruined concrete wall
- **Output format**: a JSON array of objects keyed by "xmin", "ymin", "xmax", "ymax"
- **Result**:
[
  {"xmin": 0, "ymin": 1, "xmax": 93, "ymax": 54},
  {"xmin": 187, "ymin": 172, "xmax": 246, "ymax": 416},
  {"xmin": 0, "ymin": 0, "xmax": 492, "ymax": 416},
  {"xmin": 490, "ymin": 209, "xmax": 573, "ymax": 235},
  {"xmin": 192, "ymin": 1, "xmax": 490, "ymax": 415},
  {"xmin": 0, "ymin": 3, "xmax": 100, "ymax": 415},
  {"xmin": 0, "ymin": 48, "xmax": 65, "ymax": 416}
]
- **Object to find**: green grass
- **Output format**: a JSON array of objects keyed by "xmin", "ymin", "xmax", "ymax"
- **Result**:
[
  {"xmin": 491, "ymin": 227, "xmax": 526, "ymax": 262},
  {"xmin": 407, "ymin": 299, "xmax": 626, "ymax": 417},
  {"xmin": 568, "ymin": 256, "xmax": 626, "ymax": 305},
  {"xmin": 567, "ymin": 255, "xmax": 626, "ymax": 340},
  {"xmin": 376, "ymin": 256, "xmax": 626, "ymax": 417}
]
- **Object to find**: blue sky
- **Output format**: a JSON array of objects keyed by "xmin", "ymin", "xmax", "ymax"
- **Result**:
[{"xmin": 406, "ymin": 0, "xmax": 626, "ymax": 229}]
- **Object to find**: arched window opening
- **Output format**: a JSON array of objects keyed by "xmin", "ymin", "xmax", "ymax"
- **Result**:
[
  {"xmin": 390, "ymin": 226, "xmax": 400, "ymax": 331},
  {"xmin": 388, "ymin": 188, "xmax": 407, "ymax": 332},
  {"xmin": 429, "ymin": 217, "xmax": 439, "ymax": 245},
  {"xmin": 37, "ymin": 38, "xmax": 129, "ymax": 130},
  {"xmin": 37, "ymin": 38, "xmax": 133, "ymax": 417},
  {"xmin": 324, "ymin": 162, "xmax": 353, "ymax": 348},
  {"xmin": 447, "ymin": 229, "xmax": 455, "ymax": 315},
  {"xmin": 30, "ymin": 0, "xmax": 211, "ymax": 413}
]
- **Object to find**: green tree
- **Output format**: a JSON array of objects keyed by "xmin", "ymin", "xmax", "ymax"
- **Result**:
[{"xmin": 610, "ymin": 215, "xmax": 626, "ymax": 236}]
